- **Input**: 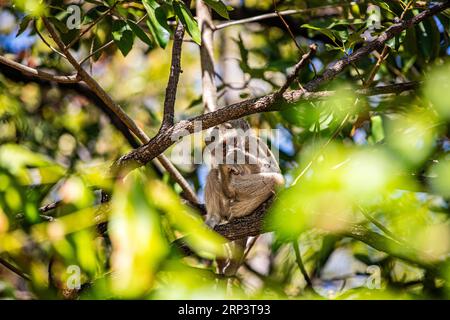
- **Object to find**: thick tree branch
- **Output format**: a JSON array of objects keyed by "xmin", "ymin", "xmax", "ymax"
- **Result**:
[
  {"xmin": 301, "ymin": 2, "xmax": 449, "ymax": 92},
  {"xmin": 111, "ymin": 79, "xmax": 420, "ymax": 174},
  {"xmin": 210, "ymin": 203, "xmax": 441, "ymax": 271},
  {"xmin": 111, "ymin": 2, "xmax": 449, "ymax": 175},
  {"xmin": 41, "ymin": 17, "xmax": 199, "ymax": 205},
  {"xmin": 174, "ymin": 193, "xmax": 443, "ymax": 272}
]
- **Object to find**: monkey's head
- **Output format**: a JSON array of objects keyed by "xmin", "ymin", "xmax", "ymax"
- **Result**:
[
  {"xmin": 223, "ymin": 119, "xmax": 250, "ymax": 131},
  {"xmin": 206, "ymin": 119, "xmax": 250, "ymax": 144}
]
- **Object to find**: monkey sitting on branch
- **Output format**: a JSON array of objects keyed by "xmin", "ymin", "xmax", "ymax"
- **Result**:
[{"xmin": 203, "ymin": 119, "xmax": 284, "ymax": 275}]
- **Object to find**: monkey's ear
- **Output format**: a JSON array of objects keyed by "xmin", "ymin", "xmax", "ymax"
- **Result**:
[{"xmin": 229, "ymin": 167, "xmax": 240, "ymax": 175}]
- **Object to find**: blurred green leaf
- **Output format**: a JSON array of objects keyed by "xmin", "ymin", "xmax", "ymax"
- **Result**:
[
  {"xmin": 370, "ymin": 115, "xmax": 385, "ymax": 143},
  {"xmin": 424, "ymin": 63, "xmax": 450, "ymax": 120},
  {"xmin": 428, "ymin": 157, "xmax": 450, "ymax": 198},
  {"xmin": 109, "ymin": 172, "xmax": 168, "ymax": 298},
  {"xmin": 148, "ymin": 180, "xmax": 226, "ymax": 258}
]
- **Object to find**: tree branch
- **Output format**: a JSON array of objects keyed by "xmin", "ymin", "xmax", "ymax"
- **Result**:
[
  {"xmin": 111, "ymin": 79, "xmax": 420, "ymax": 174},
  {"xmin": 173, "ymin": 193, "xmax": 443, "ymax": 272},
  {"xmin": 42, "ymin": 18, "xmax": 149, "ymax": 144},
  {"xmin": 0, "ymin": 257, "xmax": 30, "ymax": 281},
  {"xmin": 276, "ymin": 43, "xmax": 317, "ymax": 96},
  {"xmin": 162, "ymin": 22, "xmax": 185, "ymax": 129},
  {"xmin": 0, "ymin": 55, "xmax": 80, "ymax": 84},
  {"xmin": 0, "ymin": 59, "xmax": 141, "ymax": 149},
  {"xmin": 41, "ymin": 17, "xmax": 199, "ymax": 205},
  {"xmin": 300, "ymin": 1, "xmax": 450, "ymax": 93},
  {"xmin": 111, "ymin": 2, "xmax": 449, "ymax": 175},
  {"xmin": 211, "ymin": 204, "xmax": 441, "ymax": 271}
]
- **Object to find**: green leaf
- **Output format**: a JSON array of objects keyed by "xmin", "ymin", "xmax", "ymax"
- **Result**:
[
  {"xmin": 203, "ymin": 0, "xmax": 230, "ymax": 19},
  {"xmin": 48, "ymin": 16, "xmax": 69, "ymax": 33},
  {"xmin": 301, "ymin": 23, "xmax": 336, "ymax": 42},
  {"xmin": 0, "ymin": 144, "xmax": 65, "ymax": 186},
  {"xmin": 112, "ymin": 20, "xmax": 135, "ymax": 56},
  {"xmin": 155, "ymin": 5, "xmax": 171, "ymax": 31},
  {"xmin": 142, "ymin": 0, "xmax": 170, "ymax": 48},
  {"xmin": 234, "ymin": 34, "xmax": 249, "ymax": 64},
  {"xmin": 17, "ymin": 15, "xmax": 32, "ymax": 37},
  {"xmin": 173, "ymin": 1, "xmax": 201, "ymax": 45},
  {"xmin": 346, "ymin": 28, "xmax": 364, "ymax": 49},
  {"xmin": 127, "ymin": 19, "xmax": 154, "ymax": 48}
]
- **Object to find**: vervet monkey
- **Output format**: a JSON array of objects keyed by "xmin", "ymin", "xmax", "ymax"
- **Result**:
[{"xmin": 204, "ymin": 119, "xmax": 284, "ymax": 275}]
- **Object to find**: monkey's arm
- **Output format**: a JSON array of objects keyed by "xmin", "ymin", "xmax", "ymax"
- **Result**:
[
  {"xmin": 204, "ymin": 168, "xmax": 229, "ymax": 227},
  {"xmin": 218, "ymin": 164, "xmax": 237, "ymax": 199}
]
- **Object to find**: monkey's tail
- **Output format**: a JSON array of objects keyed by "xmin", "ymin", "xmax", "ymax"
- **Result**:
[{"xmin": 219, "ymin": 237, "xmax": 249, "ymax": 277}]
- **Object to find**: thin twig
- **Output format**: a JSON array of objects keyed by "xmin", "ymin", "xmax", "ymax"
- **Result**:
[
  {"xmin": 33, "ymin": 20, "xmax": 66, "ymax": 58},
  {"xmin": 276, "ymin": 43, "xmax": 317, "ymax": 96},
  {"xmin": 357, "ymin": 206, "xmax": 421, "ymax": 255},
  {"xmin": 292, "ymin": 112, "xmax": 350, "ymax": 186},
  {"xmin": 365, "ymin": 45, "xmax": 390, "ymax": 87},
  {"xmin": 272, "ymin": 0, "xmax": 318, "ymax": 77},
  {"xmin": 79, "ymin": 40, "xmax": 114, "ymax": 65},
  {"xmin": 400, "ymin": 0, "xmax": 415, "ymax": 20},
  {"xmin": 39, "ymin": 201, "xmax": 62, "ymax": 213},
  {"xmin": 292, "ymin": 240, "xmax": 312, "ymax": 288},
  {"xmin": 0, "ymin": 55, "xmax": 80, "ymax": 83},
  {"xmin": 242, "ymin": 236, "xmax": 259, "ymax": 261},
  {"xmin": 0, "ymin": 257, "xmax": 30, "ymax": 281},
  {"xmin": 272, "ymin": 0, "xmax": 304, "ymax": 53},
  {"xmin": 214, "ymin": 4, "xmax": 344, "ymax": 30}
]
